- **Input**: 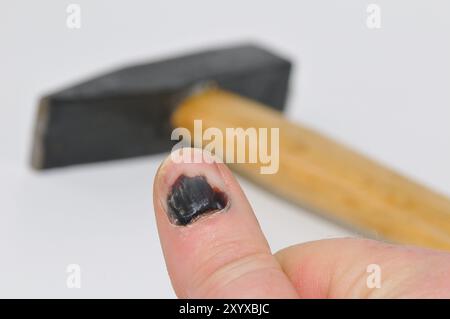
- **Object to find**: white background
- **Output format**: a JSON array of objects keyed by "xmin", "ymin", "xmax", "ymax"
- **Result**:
[{"xmin": 1, "ymin": 0, "xmax": 449, "ymax": 298}]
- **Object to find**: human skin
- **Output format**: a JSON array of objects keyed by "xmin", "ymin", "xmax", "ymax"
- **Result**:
[{"xmin": 153, "ymin": 148, "xmax": 450, "ymax": 298}]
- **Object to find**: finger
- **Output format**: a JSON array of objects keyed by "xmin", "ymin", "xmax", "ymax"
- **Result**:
[
  {"xmin": 275, "ymin": 238, "xmax": 450, "ymax": 298},
  {"xmin": 153, "ymin": 147, "xmax": 298, "ymax": 298}
]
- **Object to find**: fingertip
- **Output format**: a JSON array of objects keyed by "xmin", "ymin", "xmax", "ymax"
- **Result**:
[{"xmin": 152, "ymin": 147, "xmax": 297, "ymax": 298}]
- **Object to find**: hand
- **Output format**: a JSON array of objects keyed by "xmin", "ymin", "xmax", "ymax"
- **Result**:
[{"xmin": 153, "ymin": 148, "xmax": 450, "ymax": 298}]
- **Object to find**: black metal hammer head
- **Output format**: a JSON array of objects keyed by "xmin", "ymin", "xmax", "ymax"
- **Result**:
[{"xmin": 31, "ymin": 43, "xmax": 292, "ymax": 169}]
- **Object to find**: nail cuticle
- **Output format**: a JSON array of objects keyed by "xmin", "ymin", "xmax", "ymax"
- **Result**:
[{"xmin": 166, "ymin": 174, "xmax": 229, "ymax": 226}]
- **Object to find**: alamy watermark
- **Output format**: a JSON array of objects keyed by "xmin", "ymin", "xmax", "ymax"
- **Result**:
[
  {"xmin": 366, "ymin": 263, "xmax": 382, "ymax": 289},
  {"xmin": 171, "ymin": 120, "xmax": 280, "ymax": 174},
  {"xmin": 66, "ymin": 264, "xmax": 81, "ymax": 289},
  {"xmin": 366, "ymin": 4, "xmax": 381, "ymax": 29},
  {"xmin": 66, "ymin": 4, "xmax": 81, "ymax": 29}
]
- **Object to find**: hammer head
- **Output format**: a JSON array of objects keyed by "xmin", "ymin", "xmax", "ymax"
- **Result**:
[{"xmin": 31, "ymin": 43, "xmax": 292, "ymax": 169}]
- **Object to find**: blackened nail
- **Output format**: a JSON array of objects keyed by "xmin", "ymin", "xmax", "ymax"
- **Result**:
[{"xmin": 166, "ymin": 175, "xmax": 228, "ymax": 226}]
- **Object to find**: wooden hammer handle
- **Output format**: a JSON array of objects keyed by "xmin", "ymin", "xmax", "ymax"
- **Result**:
[{"xmin": 173, "ymin": 88, "xmax": 450, "ymax": 250}]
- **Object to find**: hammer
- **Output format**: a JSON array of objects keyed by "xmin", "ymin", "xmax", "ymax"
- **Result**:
[{"xmin": 31, "ymin": 44, "xmax": 450, "ymax": 250}]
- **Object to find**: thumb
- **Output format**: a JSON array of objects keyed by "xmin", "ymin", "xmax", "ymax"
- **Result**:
[{"xmin": 153, "ymin": 147, "xmax": 298, "ymax": 298}]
